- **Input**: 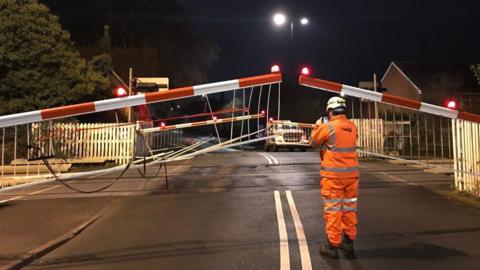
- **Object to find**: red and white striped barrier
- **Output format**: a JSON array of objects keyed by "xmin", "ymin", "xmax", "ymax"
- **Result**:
[
  {"xmin": 0, "ymin": 73, "xmax": 281, "ymax": 128},
  {"xmin": 142, "ymin": 113, "xmax": 265, "ymax": 133},
  {"xmin": 299, "ymin": 75, "xmax": 480, "ymax": 124}
]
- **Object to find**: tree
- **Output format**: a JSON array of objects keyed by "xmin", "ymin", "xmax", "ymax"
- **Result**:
[
  {"xmin": 0, "ymin": 0, "xmax": 111, "ymax": 116},
  {"xmin": 421, "ymin": 71, "xmax": 468, "ymax": 105},
  {"xmin": 471, "ymin": 64, "xmax": 480, "ymax": 85}
]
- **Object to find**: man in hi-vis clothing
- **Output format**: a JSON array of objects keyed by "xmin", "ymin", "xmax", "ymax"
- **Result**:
[{"xmin": 310, "ymin": 96, "xmax": 359, "ymax": 258}]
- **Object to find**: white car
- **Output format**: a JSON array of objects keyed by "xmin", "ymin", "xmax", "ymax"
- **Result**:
[{"xmin": 265, "ymin": 120, "xmax": 309, "ymax": 152}]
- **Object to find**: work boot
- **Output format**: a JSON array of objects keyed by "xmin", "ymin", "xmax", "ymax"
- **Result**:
[
  {"xmin": 340, "ymin": 234, "xmax": 354, "ymax": 253},
  {"xmin": 318, "ymin": 241, "xmax": 339, "ymax": 259}
]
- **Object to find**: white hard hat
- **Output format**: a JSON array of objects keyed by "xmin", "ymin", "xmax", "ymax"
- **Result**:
[{"xmin": 326, "ymin": 96, "xmax": 347, "ymax": 112}]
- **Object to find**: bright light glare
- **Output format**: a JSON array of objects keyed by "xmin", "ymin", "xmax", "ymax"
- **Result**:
[
  {"xmin": 271, "ymin": 65, "xmax": 280, "ymax": 73},
  {"xmin": 300, "ymin": 18, "xmax": 309, "ymax": 25},
  {"xmin": 115, "ymin": 87, "xmax": 127, "ymax": 97},
  {"xmin": 301, "ymin": 67, "xmax": 310, "ymax": 76},
  {"xmin": 447, "ymin": 100, "xmax": 457, "ymax": 109},
  {"xmin": 273, "ymin": 13, "xmax": 286, "ymax": 25}
]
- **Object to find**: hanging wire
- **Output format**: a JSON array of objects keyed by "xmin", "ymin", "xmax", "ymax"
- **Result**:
[
  {"xmin": 205, "ymin": 94, "xmax": 221, "ymax": 143},
  {"xmin": 134, "ymin": 129, "xmax": 163, "ymax": 179},
  {"xmin": 277, "ymin": 82, "xmax": 282, "ymax": 120},
  {"xmin": 247, "ymin": 87, "xmax": 254, "ymax": 140},
  {"xmin": 266, "ymin": 83, "xmax": 272, "ymax": 123},
  {"xmin": 239, "ymin": 88, "xmax": 246, "ymax": 144},
  {"xmin": 230, "ymin": 89, "xmax": 236, "ymax": 141},
  {"xmin": 26, "ymin": 141, "xmax": 123, "ymax": 194},
  {"xmin": 257, "ymin": 85, "xmax": 264, "ymax": 135}
]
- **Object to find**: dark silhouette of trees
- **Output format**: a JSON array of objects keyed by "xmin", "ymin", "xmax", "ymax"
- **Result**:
[{"xmin": 0, "ymin": 0, "xmax": 111, "ymax": 115}]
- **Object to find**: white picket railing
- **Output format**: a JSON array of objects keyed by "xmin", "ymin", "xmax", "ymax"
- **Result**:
[
  {"xmin": 300, "ymin": 119, "xmax": 384, "ymax": 157},
  {"xmin": 31, "ymin": 123, "xmax": 136, "ymax": 165},
  {"xmin": 452, "ymin": 119, "xmax": 480, "ymax": 198},
  {"xmin": 352, "ymin": 119, "xmax": 384, "ymax": 157}
]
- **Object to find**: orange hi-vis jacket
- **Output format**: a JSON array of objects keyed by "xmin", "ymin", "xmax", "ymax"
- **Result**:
[{"xmin": 310, "ymin": 115, "xmax": 359, "ymax": 178}]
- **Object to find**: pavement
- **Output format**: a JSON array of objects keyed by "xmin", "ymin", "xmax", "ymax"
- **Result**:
[{"xmin": 0, "ymin": 151, "xmax": 479, "ymax": 270}]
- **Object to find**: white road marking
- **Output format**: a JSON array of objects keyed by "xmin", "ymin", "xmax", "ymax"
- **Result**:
[
  {"xmin": 379, "ymin": 171, "xmax": 419, "ymax": 186},
  {"xmin": 264, "ymin": 153, "xmax": 279, "ymax": 165},
  {"xmin": 274, "ymin": 191, "xmax": 290, "ymax": 270},
  {"xmin": 0, "ymin": 185, "xmax": 59, "ymax": 204},
  {"xmin": 28, "ymin": 185, "xmax": 59, "ymax": 195},
  {"xmin": 286, "ymin": 190, "xmax": 312, "ymax": 270},
  {"xmin": 258, "ymin": 153, "xmax": 273, "ymax": 165}
]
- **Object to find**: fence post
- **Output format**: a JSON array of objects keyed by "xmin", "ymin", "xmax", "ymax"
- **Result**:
[{"xmin": 1, "ymin": 128, "xmax": 4, "ymax": 186}]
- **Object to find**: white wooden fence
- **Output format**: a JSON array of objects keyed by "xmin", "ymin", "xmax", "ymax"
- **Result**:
[
  {"xmin": 452, "ymin": 119, "xmax": 480, "ymax": 198},
  {"xmin": 352, "ymin": 119, "xmax": 384, "ymax": 157},
  {"xmin": 31, "ymin": 123, "xmax": 136, "ymax": 164},
  {"xmin": 301, "ymin": 119, "xmax": 384, "ymax": 157}
]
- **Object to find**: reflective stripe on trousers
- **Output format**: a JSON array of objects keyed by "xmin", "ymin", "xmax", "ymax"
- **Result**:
[{"xmin": 324, "ymin": 197, "xmax": 358, "ymax": 212}]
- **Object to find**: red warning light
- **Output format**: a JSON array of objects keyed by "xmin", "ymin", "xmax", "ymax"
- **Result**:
[
  {"xmin": 301, "ymin": 67, "xmax": 310, "ymax": 76},
  {"xmin": 271, "ymin": 65, "xmax": 281, "ymax": 73},
  {"xmin": 160, "ymin": 122, "xmax": 166, "ymax": 128},
  {"xmin": 269, "ymin": 117, "xmax": 274, "ymax": 122},
  {"xmin": 445, "ymin": 99, "xmax": 458, "ymax": 109},
  {"xmin": 212, "ymin": 116, "xmax": 218, "ymax": 121},
  {"xmin": 261, "ymin": 110, "xmax": 265, "ymax": 115},
  {"xmin": 115, "ymin": 87, "xmax": 127, "ymax": 97}
]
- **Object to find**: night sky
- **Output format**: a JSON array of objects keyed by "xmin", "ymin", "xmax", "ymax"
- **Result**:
[{"xmin": 181, "ymin": 0, "xmax": 480, "ymax": 84}]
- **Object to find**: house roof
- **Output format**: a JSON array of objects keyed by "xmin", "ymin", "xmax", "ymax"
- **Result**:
[{"xmin": 381, "ymin": 61, "xmax": 480, "ymax": 94}]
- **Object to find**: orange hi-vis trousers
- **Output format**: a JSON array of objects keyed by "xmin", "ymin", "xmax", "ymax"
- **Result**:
[{"xmin": 321, "ymin": 177, "xmax": 359, "ymax": 246}]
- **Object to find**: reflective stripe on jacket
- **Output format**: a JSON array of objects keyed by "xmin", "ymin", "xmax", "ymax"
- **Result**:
[{"xmin": 311, "ymin": 115, "xmax": 359, "ymax": 178}]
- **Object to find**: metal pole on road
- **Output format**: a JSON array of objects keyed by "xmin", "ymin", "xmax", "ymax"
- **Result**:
[
  {"xmin": 373, "ymin": 73, "xmax": 379, "ymax": 119},
  {"xmin": 128, "ymin": 67, "xmax": 133, "ymax": 123}
]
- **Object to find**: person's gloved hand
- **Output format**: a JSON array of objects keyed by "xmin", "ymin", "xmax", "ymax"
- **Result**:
[{"xmin": 316, "ymin": 116, "xmax": 328, "ymax": 126}]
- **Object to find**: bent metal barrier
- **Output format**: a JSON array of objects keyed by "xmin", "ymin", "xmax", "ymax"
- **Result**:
[
  {"xmin": 0, "ymin": 74, "xmax": 281, "ymax": 128},
  {"xmin": 299, "ymin": 75, "xmax": 480, "ymax": 124},
  {"xmin": 299, "ymin": 75, "xmax": 480, "ymax": 198},
  {"xmin": 0, "ymin": 73, "xmax": 281, "ymax": 188}
]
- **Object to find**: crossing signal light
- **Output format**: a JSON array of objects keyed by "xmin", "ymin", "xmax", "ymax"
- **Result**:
[
  {"xmin": 114, "ymin": 87, "xmax": 127, "ymax": 97},
  {"xmin": 271, "ymin": 65, "xmax": 281, "ymax": 73},
  {"xmin": 301, "ymin": 67, "xmax": 311, "ymax": 76},
  {"xmin": 445, "ymin": 99, "xmax": 458, "ymax": 109}
]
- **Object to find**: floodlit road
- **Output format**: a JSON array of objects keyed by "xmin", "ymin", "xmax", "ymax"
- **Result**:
[{"xmin": 1, "ymin": 151, "xmax": 479, "ymax": 270}]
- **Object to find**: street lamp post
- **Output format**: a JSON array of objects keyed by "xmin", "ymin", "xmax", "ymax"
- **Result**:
[
  {"xmin": 272, "ymin": 13, "xmax": 309, "ymax": 120},
  {"xmin": 273, "ymin": 13, "xmax": 309, "ymax": 78},
  {"xmin": 273, "ymin": 13, "xmax": 308, "ymax": 44}
]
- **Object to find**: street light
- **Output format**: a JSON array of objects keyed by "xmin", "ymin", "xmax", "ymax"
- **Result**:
[
  {"xmin": 272, "ymin": 12, "xmax": 309, "ymax": 40},
  {"xmin": 272, "ymin": 12, "xmax": 309, "ymax": 121},
  {"xmin": 273, "ymin": 13, "xmax": 286, "ymax": 25},
  {"xmin": 300, "ymin": 18, "xmax": 309, "ymax": 25},
  {"xmin": 272, "ymin": 12, "xmax": 310, "ymax": 73}
]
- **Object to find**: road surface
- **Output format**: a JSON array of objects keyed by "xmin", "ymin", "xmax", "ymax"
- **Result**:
[{"xmin": 0, "ymin": 151, "xmax": 479, "ymax": 270}]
